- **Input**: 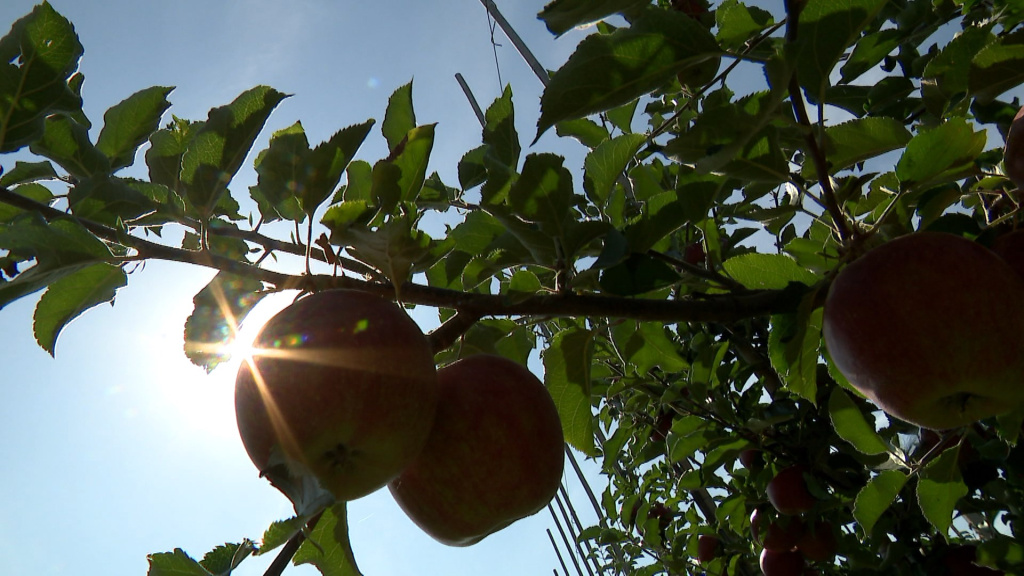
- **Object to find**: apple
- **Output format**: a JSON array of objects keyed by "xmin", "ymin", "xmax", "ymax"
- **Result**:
[
  {"xmin": 388, "ymin": 354, "xmax": 565, "ymax": 546},
  {"xmin": 1003, "ymin": 104, "xmax": 1024, "ymax": 189},
  {"xmin": 760, "ymin": 548, "xmax": 806, "ymax": 576},
  {"xmin": 939, "ymin": 546, "xmax": 1004, "ymax": 575},
  {"xmin": 651, "ymin": 409, "xmax": 673, "ymax": 443},
  {"xmin": 740, "ymin": 448, "xmax": 764, "ymax": 471},
  {"xmin": 767, "ymin": 465, "xmax": 816, "ymax": 515},
  {"xmin": 234, "ymin": 289, "xmax": 438, "ymax": 502},
  {"xmin": 751, "ymin": 508, "xmax": 805, "ymax": 551},
  {"xmin": 796, "ymin": 520, "xmax": 837, "ymax": 562},
  {"xmin": 697, "ymin": 533, "xmax": 720, "ymax": 563},
  {"xmin": 992, "ymin": 228, "xmax": 1024, "ymax": 279},
  {"xmin": 823, "ymin": 232, "xmax": 1024, "ymax": 430}
]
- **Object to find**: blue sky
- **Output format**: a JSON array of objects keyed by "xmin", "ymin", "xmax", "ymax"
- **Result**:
[{"xmin": 0, "ymin": 1, "xmax": 605, "ymax": 574}]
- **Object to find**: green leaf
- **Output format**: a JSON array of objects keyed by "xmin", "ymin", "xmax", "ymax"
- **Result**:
[
  {"xmin": 616, "ymin": 321, "xmax": 688, "ymax": 375},
  {"xmin": 555, "ymin": 118, "xmax": 609, "ymax": 149},
  {"xmin": 599, "ymin": 253, "xmax": 680, "ymax": 296},
  {"xmin": 68, "ymin": 175, "xmax": 157, "ymax": 225},
  {"xmin": 389, "ymin": 123, "xmax": 436, "ymax": 205},
  {"xmin": 33, "ymin": 262, "xmax": 126, "ymax": 355},
  {"xmin": 583, "ymin": 133, "xmax": 645, "ymax": 207},
  {"xmin": 458, "ymin": 145, "xmax": 488, "ymax": 190},
  {"xmin": 895, "ymin": 118, "xmax": 986, "ymax": 191},
  {"xmin": 180, "ymin": 86, "xmax": 289, "ymax": 216},
  {"xmin": 0, "ymin": 2, "xmax": 84, "ymax": 153},
  {"xmin": 969, "ymin": 32, "xmax": 1024, "ymax": 105},
  {"xmin": 662, "ymin": 90, "xmax": 788, "ymax": 182},
  {"xmin": 0, "ymin": 182, "xmax": 53, "ymax": 222},
  {"xmin": 483, "ymin": 85, "xmax": 521, "ymax": 170},
  {"xmin": 840, "ymin": 28, "xmax": 904, "ymax": 83},
  {"xmin": 917, "ymin": 446, "xmax": 968, "ymax": 538},
  {"xmin": 96, "ymin": 86, "xmax": 174, "ymax": 171},
  {"xmin": 827, "ymin": 387, "xmax": 889, "ymax": 456},
  {"xmin": 853, "ymin": 470, "xmax": 908, "ymax": 536},
  {"xmin": 538, "ymin": 0, "xmax": 649, "ymax": 36},
  {"xmin": 789, "ymin": 0, "xmax": 888, "ymax": 98},
  {"xmin": 767, "ymin": 292, "xmax": 823, "ymax": 403},
  {"xmin": 382, "ymin": 81, "xmax": 414, "ymax": 152},
  {"xmin": 198, "ymin": 542, "xmax": 254, "ymax": 575},
  {"xmin": 715, "ymin": 0, "xmax": 775, "ymax": 52},
  {"xmin": 507, "ymin": 153, "xmax": 574, "ymax": 236},
  {"xmin": 146, "ymin": 549, "xmax": 212, "ymax": 576},
  {"xmin": 293, "ymin": 504, "xmax": 363, "ymax": 576},
  {"xmin": 921, "ymin": 26, "xmax": 992, "ymax": 115},
  {"xmin": 302, "ymin": 119, "xmax": 374, "ymax": 213},
  {"xmin": 30, "ymin": 114, "xmax": 110, "ymax": 178},
  {"xmin": 723, "ymin": 253, "xmax": 818, "ymax": 289},
  {"xmin": 0, "ymin": 214, "xmax": 115, "ymax": 309},
  {"xmin": 543, "ymin": 326, "xmax": 597, "ymax": 456},
  {"xmin": 251, "ymin": 121, "xmax": 309, "ymax": 223},
  {"xmin": 146, "ymin": 116, "xmax": 203, "ymax": 193},
  {"xmin": 0, "ymin": 160, "xmax": 58, "ymax": 187},
  {"xmin": 336, "ymin": 215, "xmax": 447, "ymax": 291},
  {"xmin": 183, "ymin": 272, "xmax": 265, "ymax": 372},
  {"xmin": 537, "ymin": 7, "xmax": 721, "ymax": 139},
  {"xmin": 803, "ymin": 117, "xmax": 912, "ymax": 180}
]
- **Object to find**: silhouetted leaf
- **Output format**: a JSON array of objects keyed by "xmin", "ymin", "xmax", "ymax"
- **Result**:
[
  {"xmin": 537, "ymin": 7, "xmax": 721, "ymax": 139},
  {"xmin": 293, "ymin": 504, "xmax": 363, "ymax": 576},
  {"xmin": 33, "ymin": 262, "xmax": 126, "ymax": 355},
  {"xmin": 96, "ymin": 86, "xmax": 174, "ymax": 171},
  {"xmin": 0, "ymin": 2, "xmax": 83, "ymax": 152}
]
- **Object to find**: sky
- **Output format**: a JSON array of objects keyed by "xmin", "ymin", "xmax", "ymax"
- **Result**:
[{"xmin": 0, "ymin": 1, "xmax": 606, "ymax": 575}]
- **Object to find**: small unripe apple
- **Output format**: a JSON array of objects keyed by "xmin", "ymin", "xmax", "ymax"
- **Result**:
[
  {"xmin": 234, "ymin": 290, "xmax": 438, "ymax": 502},
  {"xmin": 823, "ymin": 232, "xmax": 1024, "ymax": 430},
  {"xmin": 767, "ymin": 465, "xmax": 816, "ymax": 515},
  {"xmin": 796, "ymin": 520, "xmax": 837, "ymax": 562},
  {"xmin": 388, "ymin": 355, "xmax": 565, "ymax": 546},
  {"xmin": 697, "ymin": 533, "xmax": 720, "ymax": 563},
  {"xmin": 760, "ymin": 548, "xmax": 806, "ymax": 576}
]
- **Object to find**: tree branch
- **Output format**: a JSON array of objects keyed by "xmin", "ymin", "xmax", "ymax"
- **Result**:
[
  {"xmin": 783, "ymin": 0, "xmax": 853, "ymax": 245},
  {"xmin": 0, "ymin": 185, "xmax": 810, "ymax": 322}
]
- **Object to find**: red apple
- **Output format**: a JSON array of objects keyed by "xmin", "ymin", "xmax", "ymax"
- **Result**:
[
  {"xmin": 234, "ymin": 289, "xmax": 438, "ymax": 502},
  {"xmin": 767, "ymin": 465, "xmax": 816, "ymax": 515},
  {"xmin": 763, "ymin": 517, "xmax": 806, "ymax": 552},
  {"xmin": 796, "ymin": 520, "xmax": 837, "ymax": 562},
  {"xmin": 1003, "ymin": 104, "xmax": 1024, "ymax": 189},
  {"xmin": 751, "ymin": 508, "xmax": 805, "ymax": 551},
  {"xmin": 992, "ymin": 228, "xmax": 1024, "ymax": 279},
  {"xmin": 940, "ymin": 545, "xmax": 1004, "ymax": 575},
  {"xmin": 823, "ymin": 232, "xmax": 1024, "ymax": 430},
  {"xmin": 697, "ymin": 533, "xmax": 720, "ymax": 563},
  {"xmin": 760, "ymin": 548, "xmax": 806, "ymax": 575},
  {"xmin": 740, "ymin": 448, "xmax": 764, "ymax": 470},
  {"xmin": 388, "ymin": 354, "xmax": 565, "ymax": 546}
]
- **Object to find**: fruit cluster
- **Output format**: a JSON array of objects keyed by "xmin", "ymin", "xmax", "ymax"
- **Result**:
[{"xmin": 233, "ymin": 289, "xmax": 565, "ymax": 546}]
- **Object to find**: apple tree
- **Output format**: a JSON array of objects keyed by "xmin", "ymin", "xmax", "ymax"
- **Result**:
[{"xmin": 3, "ymin": 0, "xmax": 1024, "ymax": 575}]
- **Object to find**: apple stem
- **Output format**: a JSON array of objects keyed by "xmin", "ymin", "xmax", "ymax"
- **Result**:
[{"xmin": 263, "ymin": 510, "xmax": 324, "ymax": 576}]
